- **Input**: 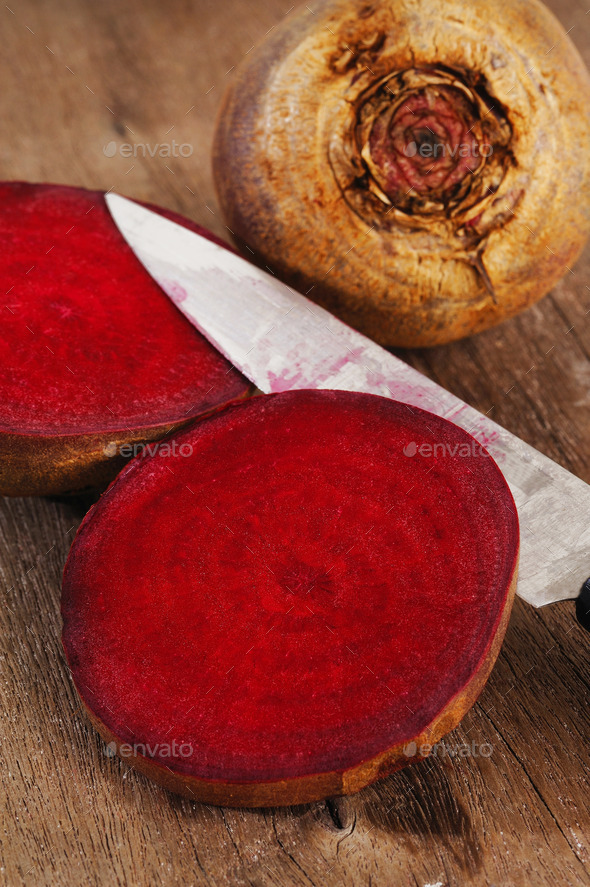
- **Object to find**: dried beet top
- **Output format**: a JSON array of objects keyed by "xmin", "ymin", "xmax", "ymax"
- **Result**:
[{"xmin": 62, "ymin": 390, "xmax": 519, "ymax": 807}]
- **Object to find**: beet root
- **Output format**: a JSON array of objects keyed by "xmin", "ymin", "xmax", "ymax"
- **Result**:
[
  {"xmin": 0, "ymin": 183, "xmax": 249, "ymax": 496},
  {"xmin": 62, "ymin": 390, "xmax": 519, "ymax": 807},
  {"xmin": 213, "ymin": 0, "xmax": 590, "ymax": 347}
]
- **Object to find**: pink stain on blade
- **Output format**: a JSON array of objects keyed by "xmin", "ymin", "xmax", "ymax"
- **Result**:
[
  {"xmin": 267, "ymin": 367, "xmax": 312, "ymax": 392},
  {"xmin": 371, "ymin": 375, "xmax": 428, "ymax": 401},
  {"xmin": 162, "ymin": 281, "xmax": 189, "ymax": 304},
  {"xmin": 267, "ymin": 346, "xmax": 381, "ymax": 393},
  {"xmin": 470, "ymin": 428, "xmax": 502, "ymax": 452}
]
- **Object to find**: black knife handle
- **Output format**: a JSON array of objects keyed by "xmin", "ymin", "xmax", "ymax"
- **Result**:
[{"xmin": 575, "ymin": 578, "xmax": 590, "ymax": 633}]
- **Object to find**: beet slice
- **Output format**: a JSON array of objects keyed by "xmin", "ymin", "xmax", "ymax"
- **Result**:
[
  {"xmin": 62, "ymin": 390, "xmax": 519, "ymax": 807},
  {"xmin": 0, "ymin": 182, "xmax": 249, "ymax": 496}
]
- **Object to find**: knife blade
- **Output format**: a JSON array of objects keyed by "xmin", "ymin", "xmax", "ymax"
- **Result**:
[{"xmin": 106, "ymin": 192, "xmax": 590, "ymax": 615}]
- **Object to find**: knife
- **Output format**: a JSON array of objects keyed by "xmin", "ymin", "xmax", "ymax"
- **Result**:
[{"xmin": 106, "ymin": 192, "xmax": 590, "ymax": 629}]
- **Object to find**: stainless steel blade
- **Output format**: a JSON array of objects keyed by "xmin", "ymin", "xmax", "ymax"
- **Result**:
[{"xmin": 106, "ymin": 192, "xmax": 590, "ymax": 608}]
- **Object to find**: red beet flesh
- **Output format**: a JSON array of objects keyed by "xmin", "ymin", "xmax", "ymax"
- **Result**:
[
  {"xmin": 0, "ymin": 182, "xmax": 247, "ymax": 434},
  {"xmin": 62, "ymin": 391, "xmax": 519, "ymax": 804}
]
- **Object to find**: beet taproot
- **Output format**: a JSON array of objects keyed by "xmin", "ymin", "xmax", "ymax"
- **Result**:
[
  {"xmin": 213, "ymin": 0, "xmax": 590, "ymax": 347},
  {"xmin": 62, "ymin": 390, "xmax": 519, "ymax": 807},
  {"xmin": 0, "ymin": 183, "xmax": 249, "ymax": 496}
]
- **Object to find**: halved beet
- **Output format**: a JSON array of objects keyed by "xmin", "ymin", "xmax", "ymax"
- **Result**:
[
  {"xmin": 62, "ymin": 390, "xmax": 519, "ymax": 807},
  {"xmin": 0, "ymin": 182, "xmax": 249, "ymax": 496}
]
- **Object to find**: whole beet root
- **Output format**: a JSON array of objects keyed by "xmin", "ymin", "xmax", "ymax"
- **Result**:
[{"xmin": 213, "ymin": 0, "xmax": 590, "ymax": 347}]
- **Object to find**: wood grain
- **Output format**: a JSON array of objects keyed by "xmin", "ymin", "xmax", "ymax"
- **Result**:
[{"xmin": 0, "ymin": 0, "xmax": 589, "ymax": 885}]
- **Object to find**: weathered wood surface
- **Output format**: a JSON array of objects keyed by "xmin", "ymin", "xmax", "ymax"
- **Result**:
[{"xmin": 1, "ymin": 0, "xmax": 589, "ymax": 885}]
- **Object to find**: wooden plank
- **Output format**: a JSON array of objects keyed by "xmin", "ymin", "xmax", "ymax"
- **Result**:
[{"xmin": 0, "ymin": 0, "xmax": 589, "ymax": 885}]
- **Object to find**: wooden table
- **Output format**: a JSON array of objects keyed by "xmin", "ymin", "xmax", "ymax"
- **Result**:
[{"xmin": 1, "ymin": 1, "xmax": 589, "ymax": 884}]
